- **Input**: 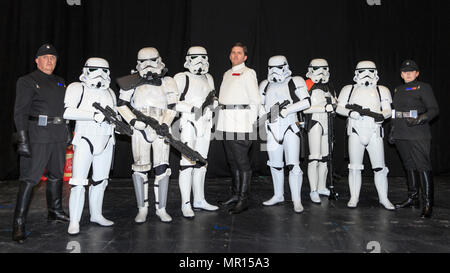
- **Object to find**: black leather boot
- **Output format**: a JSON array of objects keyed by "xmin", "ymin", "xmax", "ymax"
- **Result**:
[
  {"xmin": 395, "ymin": 170, "xmax": 420, "ymax": 209},
  {"xmin": 12, "ymin": 181, "xmax": 34, "ymax": 243},
  {"xmin": 218, "ymin": 169, "xmax": 241, "ymax": 207},
  {"xmin": 229, "ymin": 171, "xmax": 252, "ymax": 214},
  {"xmin": 46, "ymin": 178, "xmax": 69, "ymax": 222},
  {"xmin": 419, "ymin": 171, "xmax": 434, "ymax": 218}
]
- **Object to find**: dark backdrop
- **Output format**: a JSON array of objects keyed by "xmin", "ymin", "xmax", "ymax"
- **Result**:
[{"xmin": 1, "ymin": 0, "xmax": 449, "ymax": 180}]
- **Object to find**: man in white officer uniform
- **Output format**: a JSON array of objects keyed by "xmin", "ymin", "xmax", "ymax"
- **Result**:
[
  {"xmin": 336, "ymin": 61, "xmax": 395, "ymax": 210},
  {"xmin": 116, "ymin": 47, "xmax": 178, "ymax": 223},
  {"xmin": 174, "ymin": 46, "xmax": 219, "ymax": 218},
  {"xmin": 259, "ymin": 56, "xmax": 311, "ymax": 213},
  {"xmin": 217, "ymin": 42, "xmax": 262, "ymax": 214},
  {"xmin": 304, "ymin": 59, "xmax": 337, "ymax": 204},
  {"xmin": 64, "ymin": 58, "xmax": 116, "ymax": 235}
]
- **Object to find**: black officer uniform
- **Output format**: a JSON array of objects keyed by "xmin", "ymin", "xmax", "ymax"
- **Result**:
[
  {"xmin": 390, "ymin": 60, "xmax": 439, "ymax": 218},
  {"xmin": 12, "ymin": 44, "xmax": 70, "ymax": 243}
]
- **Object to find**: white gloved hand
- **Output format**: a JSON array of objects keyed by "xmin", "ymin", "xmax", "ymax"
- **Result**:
[
  {"xmin": 147, "ymin": 128, "xmax": 158, "ymax": 142},
  {"xmin": 93, "ymin": 112, "xmax": 105, "ymax": 123},
  {"xmin": 280, "ymin": 108, "xmax": 288, "ymax": 118},
  {"xmin": 325, "ymin": 104, "xmax": 334, "ymax": 113},
  {"xmin": 349, "ymin": 111, "xmax": 361, "ymax": 120},
  {"xmin": 133, "ymin": 120, "xmax": 147, "ymax": 131}
]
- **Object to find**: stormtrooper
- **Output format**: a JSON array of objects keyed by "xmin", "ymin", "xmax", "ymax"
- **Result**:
[
  {"xmin": 336, "ymin": 61, "xmax": 395, "ymax": 210},
  {"xmin": 303, "ymin": 59, "xmax": 337, "ymax": 204},
  {"xmin": 116, "ymin": 47, "xmax": 178, "ymax": 223},
  {"xmin": 174, "ymin": 46, "xmax": 218, "ymax": 218},
  {"xmin": 63, "ymin": 57, "xmax": 116, "ymax": 235},
  {"xmin": 260, "ymin": 55, "xmax": 311, "ymax": 213}
]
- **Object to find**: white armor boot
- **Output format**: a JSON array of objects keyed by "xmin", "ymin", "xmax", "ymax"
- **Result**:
[
  {"xmin": 289, "ymin": 165, "xmax": 304, "ymax": 213},
  {"xmin": 263, "ymin": 167, "xmax": 285, "ymax": 206},
  {"xmin": 317, "ymin": 162, "xmax": 330, "ymax": 196},
  {"xmin": 260, "ymin": 55, "xmax": 311, "ymax": 213},
  {"xmin": 374, "ymin": 167, "xmax": 395, "ymax": 210},
  {"xmin": 89, "ymin": 180, "xmax": 114, "ymax": 226},
  {"xmin": 192, "ymin": 166, "xmax": 218, "ymax": 211},
  {"xmin": 336, "ymin": 61, "xmax": 394, "ymax": 209},
  {"xmin": 348, "ymin": 167, "xmax": 362, "ymax": 208},
  {"xmin": 68, "ymin": 185, "xmax": 85, "ymax": 235},
  {"xmin": 154, "ymin": 173, "xmax": 173, "ymax": 223},
  {"xmin": 133, "ymin": 172, "xmax": 149, "ymax": 223},
  {"xmin": 179, "ymin": 167, "xmax": 195, "ymax": 218}
]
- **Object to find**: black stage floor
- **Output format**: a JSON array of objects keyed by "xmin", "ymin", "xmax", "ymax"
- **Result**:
[{"xmin": 1, "ymin": 175, "xmax": 450, "ymax": 253}]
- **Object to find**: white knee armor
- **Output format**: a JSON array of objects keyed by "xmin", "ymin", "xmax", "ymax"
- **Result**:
[
  {"xmin": 336, "ymin": 61, "xmax": 394, "ymax": 210},
  {"xmin": 174, "ymin": 46, "xmax": 218, "ymax": 218},
  {"xmin": 260, "ymin": 56, "xmax": 311, "ymax": 213},
  {"xmin": 64, "ymin": 57, "xmax": 116, "ymax": 235},
  {"xmin": 117, "ymin": 47, "xmax": 178, "ymax": 223}
]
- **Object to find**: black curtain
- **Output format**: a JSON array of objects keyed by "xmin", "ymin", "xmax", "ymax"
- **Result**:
[{"xmin": 1, "ymin": 0, "xmax": 449, "ymax": 180}]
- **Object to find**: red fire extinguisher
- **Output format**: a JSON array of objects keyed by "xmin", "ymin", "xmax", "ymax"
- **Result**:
[{"xmin": 63, "ymin": 145, "xmax": 74, "ymax": 182}]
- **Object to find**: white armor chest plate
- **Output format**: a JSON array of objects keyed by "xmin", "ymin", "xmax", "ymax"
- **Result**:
[
  {"xmin": 348, "ymin": 86, "xmax": 381, "ymax": 113},
  {"xmin": 310, "ymin": 88, "xmax": 327, "ymax": 108},
  {"xmin": 132, "ymin": 84, "xmax": 168, "ymax": 110},
  {"xmin": 75, "ymin": 86, "xmax": 115, "ymax": 136},
  {"xmin": 79, "ymin": 87, "xmax": 114, "ymax": 111},
  {"xmin": 265, "ymin": 81, "xmax": 298, "ymax": 127},
  {"xmin": 264, "ymin": 81, "xmax": 292, "ymax": 112},
  {"xmin": 184, "ymin": 74, "xmax": 213, "ymax": 108}
]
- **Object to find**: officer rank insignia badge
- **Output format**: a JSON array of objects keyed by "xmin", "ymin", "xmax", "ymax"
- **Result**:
[{"xmin": 406, "ymin": 85, "xmax": 420, "ymax": 91}]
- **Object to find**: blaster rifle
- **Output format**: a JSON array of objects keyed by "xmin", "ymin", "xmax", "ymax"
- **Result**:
[
  {"xmin": 92, "ymin": 102, "xmax": 133, "ymax": 136},
  {"xmin": 254, "ymin": 100, "xmax": 290, "ymax": 128},
  {"xmin": 131, "ymin": 107, "xmax": 208, "ymax": 165},
  {"xmin": 345, "ymin": 104, "xmax": 384, "ymax": 123}
]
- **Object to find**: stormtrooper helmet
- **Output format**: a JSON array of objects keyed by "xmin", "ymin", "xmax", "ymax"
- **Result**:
[
  {"xmin": 184, "ymin": 46, "xmax": 209, "ymax": 75},
  {"xmin": 307, "ymin": 58, "xmax": 330, "ymax": 84},
  {"xmin": 136, "ymin": 47, "xmax": 166, "ymax": 78},
  {"xmin": 268, "ymin": 55, "xmax": 292, "ymax": 83},
  {"xmin": 79, "ymin": 57, "xmax": 111, "ymax": 89},
  {"xmin": 354, "ymin": 61, "xmax": 379, "ymax": 87}
]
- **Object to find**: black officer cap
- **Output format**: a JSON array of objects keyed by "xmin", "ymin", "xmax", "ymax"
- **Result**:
[
  {"xmin": 400, "ymin": 60, "xmax": 419, "ymax": 72},
  {"xmin": 35, "ymin": 43, "xmax": 58, "ymax": 59}
]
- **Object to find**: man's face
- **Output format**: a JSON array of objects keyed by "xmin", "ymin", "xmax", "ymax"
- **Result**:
[
  {"xmin": 401, "ymin": 71, "xmax": 419, "ymax": 83},
  {"xmin": 35, "ymin": 54, "xmax": 57, "ymax": 75},
  {"xmin": 229, "ymin": 46, "xmax": 247, "ymax": 67}
]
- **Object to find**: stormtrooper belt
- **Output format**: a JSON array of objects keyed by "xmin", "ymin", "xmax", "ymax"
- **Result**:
[
  {"xmin": 391, "ymin": 110, "xmax": 418, "ymax": 119},
  {"xmin": 29, "ymin": 115, "xmax": 66, "ymax": 126},
  {"xmin": 219, "ymin": 104, "xmax": 250, "ymax": 110}
]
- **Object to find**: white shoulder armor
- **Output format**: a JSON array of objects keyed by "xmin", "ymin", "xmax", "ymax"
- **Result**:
[
  {"xmin": 64, "ymin": 82, "xmax": 84, "ymax": 108},
  {"xmin": 378, "ymin": 85, "xmax": 392, "ymax": 104},
  {"xmin": 163, "ymin": 76, "xmax": 179, "ymax": 106}
]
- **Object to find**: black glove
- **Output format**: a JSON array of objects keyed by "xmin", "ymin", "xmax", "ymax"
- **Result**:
[
  {"xmin": 388, "ymin": 124, "xmax": 395, "ymax": 145},
  {"xmin": 406, "ymin": 113, "xmax": 428, "ymax": 127},
  {"xmin": 156, "ymin": 123, "xmax": 170, "ymax": 137},
  {"xmin": 66, "ymin": 123, "xmax": 74, "ymax": 145},
  {"xmin": 16, "ymin": 130, "xmax": 31, "ymax": 157}
]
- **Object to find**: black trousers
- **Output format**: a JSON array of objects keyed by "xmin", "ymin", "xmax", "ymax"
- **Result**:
[
  {"xmin": 223, "ymin": 139, "xmax": 253, "ymax": 173},
  {"xmin": 395, "ymin": 139, "xmax": 432, "ymax": 172},
  {"xmin": 19, "ymin": 142, "xmax": 67, "ymax": 185}
]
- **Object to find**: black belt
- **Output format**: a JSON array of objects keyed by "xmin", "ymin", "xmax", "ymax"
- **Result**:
[
  {"xmin": 29, "ymin": 115, "xmax": 66, "ymax": 125},
  {"xmin": 393, "ymin": 110, "xmax": 418, "ymax": 119},
  {"xmin": 219, "ymin": 104, "xmax": 250, "ymax": 110}
]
